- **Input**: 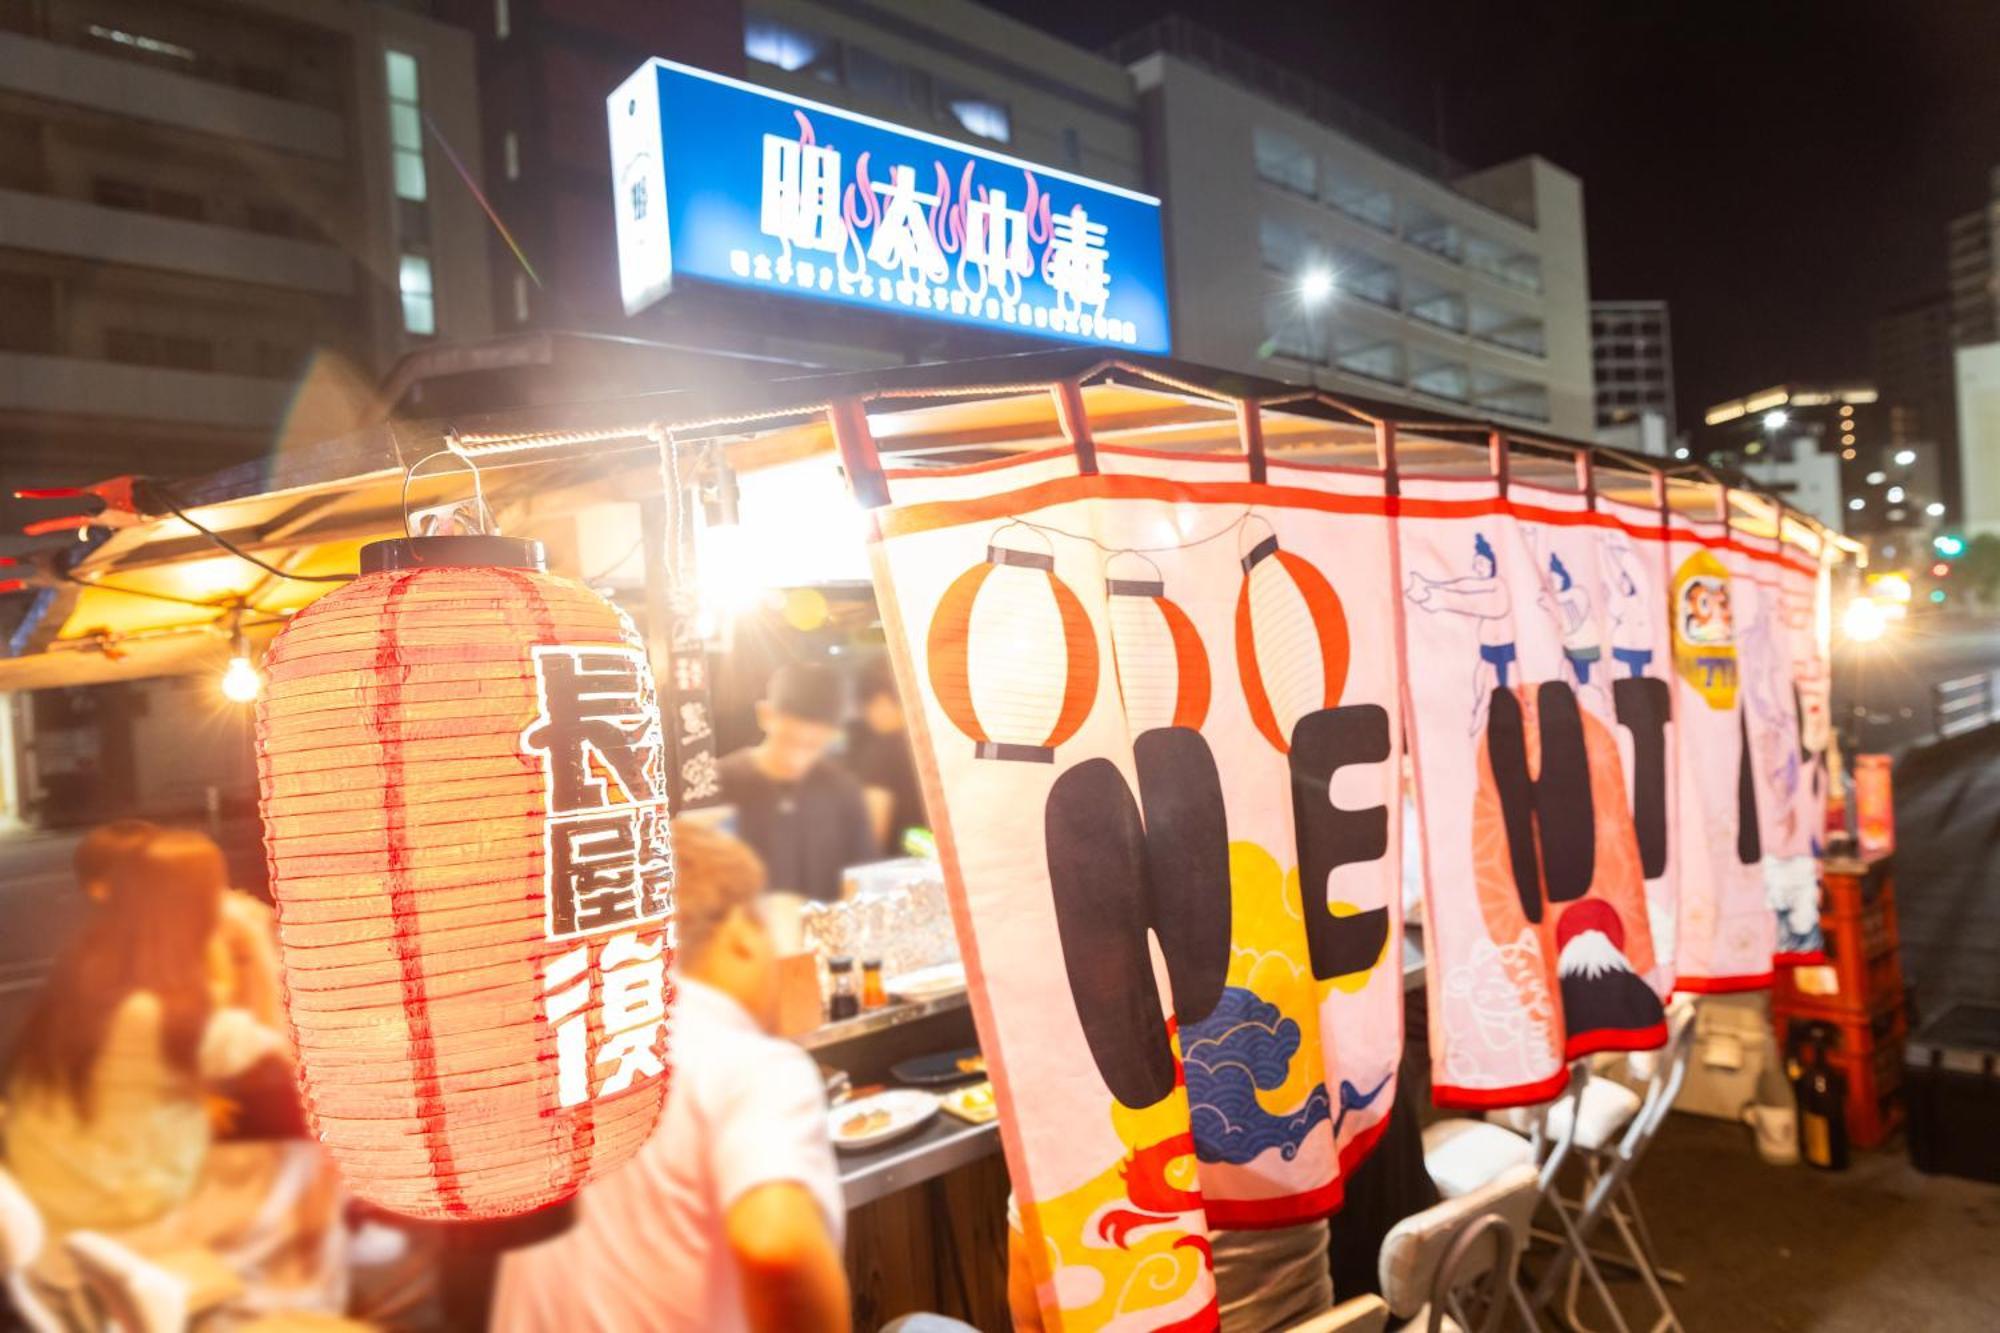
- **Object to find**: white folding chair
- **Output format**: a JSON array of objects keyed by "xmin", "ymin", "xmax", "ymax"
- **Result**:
[
  {"xmin": 1378, "ymin": 1162, "xmax": 1540, "ymax": 1332},
  {"xmin": 0, "ymin": 1165, "xmax": 69, "ymax": 1333},
  {"xmin": 1423, "ymin": 1063, "xmax": 1631, "ymax": 1331},
  {"xmin": 1537, "ymin": 997, "xmax": 1699, "ymax": 1333}
]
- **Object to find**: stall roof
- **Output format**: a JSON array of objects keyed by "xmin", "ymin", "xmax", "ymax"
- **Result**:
[{"xmin": 0, "ymin": 349, "xmax": 1859, "ymax": 692}]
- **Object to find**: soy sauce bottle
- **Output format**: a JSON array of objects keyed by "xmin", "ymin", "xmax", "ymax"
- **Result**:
[{"xmin": 827, "ymin": 956, "xmax": 860, "ymax": 1022}]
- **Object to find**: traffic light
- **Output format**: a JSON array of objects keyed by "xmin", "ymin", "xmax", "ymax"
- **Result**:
[
  {"xmin": 1934, "ymin": 533, "xmax": 1966, "ymax": 558},
  {"xmin": 1932, "ymin": 561, "xmax": 1951, "ymax": 578}
]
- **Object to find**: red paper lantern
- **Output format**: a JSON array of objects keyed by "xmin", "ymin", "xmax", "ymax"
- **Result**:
[
  {"xmin": 256, "ymin": 536, "xmax": 674, "ymax": 1221},
  {"xmin": 1105, "ymin": 551, "xmax": 1210, "ymax": 732},
  {"xmin": 1235, "ymin": 519, "xmax": 1351, "ymax": 753},
  {"xmin": 926, "ymin": 526, "xmax": 1098, "ymax": 762}
]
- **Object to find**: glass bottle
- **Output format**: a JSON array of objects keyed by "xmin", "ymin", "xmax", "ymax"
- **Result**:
[
  {"xmin": 827, "ymin": 955, "xmax": 859, "ymax": 1022},
  {"xmin": 860, "ymin": 958, "xmax": 887, "ymax": 1010}
]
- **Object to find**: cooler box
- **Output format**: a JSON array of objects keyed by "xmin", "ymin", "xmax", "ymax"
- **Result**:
[
  {"xmin": 1678, "ymin": 993, "xmax": 1774, "ymax": 1121},
  {"xmin": 1906, "ymin": 1003, "xmax": 2000, "ymax": 1184}
]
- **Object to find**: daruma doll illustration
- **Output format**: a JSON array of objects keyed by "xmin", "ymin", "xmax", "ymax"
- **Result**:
[{"xmin": 256, "ymin": 536, "xmax": 675, "ymax": 1220}]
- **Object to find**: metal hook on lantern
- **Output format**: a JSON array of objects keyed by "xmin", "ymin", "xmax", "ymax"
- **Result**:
[{"xmin": 402, "ymin": 433, "xmax": 496, "ymax": 538}]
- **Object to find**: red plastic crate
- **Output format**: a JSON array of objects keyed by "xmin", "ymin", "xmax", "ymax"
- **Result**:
[
  {"xmin": 1773, "ymin": 1002, "xmax": 1907, "ymax": 1149},
  {"xmin": 1819, "ymin": 853, "xmax": 1893, "ymax": 918},
  {"xmin": 1774, "ymin": 913, "xmax": 1904, "ymax": 1017}
]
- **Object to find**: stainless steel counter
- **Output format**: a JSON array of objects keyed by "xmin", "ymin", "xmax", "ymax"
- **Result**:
[
  {"xmin": 836, "ymin": 1113, "xmax": 1002, "ymax": 1210},
  {"xmin": 797, "ymin": 986, "xmax": 971, "ymax": 1053}
]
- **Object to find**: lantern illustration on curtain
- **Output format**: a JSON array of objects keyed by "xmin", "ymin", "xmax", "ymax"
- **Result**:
[
  {"xmin": 1105, "ymin": 550, "xmax": 1210, "ymax": 734},
  {"xmin": 1235, "ymin": 515, "xmax": 1352, "ymax": 752},
  {"xmin": 256, "ymin": 535, "xmax": 674, "ymax": 1221},
  {"xmin": 927, "ymin": 523, "xmax": 1099, "ymax": 762}
]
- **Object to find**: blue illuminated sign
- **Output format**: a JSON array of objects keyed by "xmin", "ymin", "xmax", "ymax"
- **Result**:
[{"xmin": 607, "ymin": 59, "xmax": 1170, "ymax": 354}]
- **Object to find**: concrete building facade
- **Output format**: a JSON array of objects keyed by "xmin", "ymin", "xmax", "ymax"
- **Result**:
[
  {"xmin": 1948, "ymin": 171, "xmax": 2000, "ymax": 349},
  {"xmin": 1120, "ymin": 19, "xmax": 1593, "ymax": 436},
  {"xmin": 1591, "ymin": 298, "xmax": 1674, "ymax": 453},
  {"xmin": 1872, "ymin": 295, "xmax": 1961, "ymax": 522},
  {"xmin": 0, "ymin": 0, "xmax": 493, "ymax": 538},
  {"xmin": 1956, "ymin": 342, "xmax": 2000, "ymax": 540}
]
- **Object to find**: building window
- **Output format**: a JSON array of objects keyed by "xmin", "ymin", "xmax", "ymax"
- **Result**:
[
  {"xmin": 846, "ymin": 45, "xmax": 927, "ymax": 113},
  {"xmin": 400, "ymin": 254, "xmax": 435, "ymax": 335},
  {"xmin": 495, "ymin": 0, "xmax": 511, "ymax": 39},
  {"xmin": 105, "ymin": 328, "xmax": 213, "ymax": 372},
  {"xmin": 1263, "ymin": 299, "xmax": 1326, "ymax": 365},
  {"xmin": 512, "ymin": 272, "xmax": 530, "ymax": 324},
  {"xmin": 1257, "ymin": 215, "xmax": 1312, "ymax": 274},
  {"xmin": 85, "ymin": 23, "xmax": 195, "ymax": 63},
  {"xmin": 1253, "ymin": 126, "xmax": 1316, "ymax": 197},
  {"xmin": 940, "ymin": 84, "xmax": 1009, "ymax": 143},
  {"xmin": 503, "ymin": 130, "xmax": 520, "ymax": 181},
  {"xmin": 744, "ymin": 16, "xmax": 838, "ymax": 81},
  {"xmin": 385, "ymin": 50, "xmax": 427, "ymax": 203}
]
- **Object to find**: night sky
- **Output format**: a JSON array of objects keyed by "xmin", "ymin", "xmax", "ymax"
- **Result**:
[{"xmin": 987, "ymin": 0, "xmax": 2000, "ymax": 425}]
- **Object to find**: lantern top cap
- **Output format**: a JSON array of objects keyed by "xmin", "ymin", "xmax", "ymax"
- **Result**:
[{"xmin": 360, "ymin": 536, "xmax": 547, "ymax": 575}]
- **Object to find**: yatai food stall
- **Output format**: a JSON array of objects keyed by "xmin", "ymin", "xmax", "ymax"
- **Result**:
[{"xmin": 0, "ymin": 349, "xmax": 1863, "ymax": 1329}]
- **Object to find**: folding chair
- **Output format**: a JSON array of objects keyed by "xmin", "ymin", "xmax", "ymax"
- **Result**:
[
  {"xmin": 1536, "ymin": 997, "xmax": 1699, "ymax": 1333},
  {"xmin": 1378, "ymin": 1162, "xmax": 1540, "ymax": 1332},
  {"xmin": 1423, "ymin": 1064, "xmax": 1632, "ymax": 1331}
]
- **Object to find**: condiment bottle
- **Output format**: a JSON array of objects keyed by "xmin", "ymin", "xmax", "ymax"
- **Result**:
[
  {"xmin": 827, "ymin": 956, "xmax": 859, "ymax": 1022},
  {"xmin": 860, "ymin": 958, "xmax": 886, "ymax": 1010}
]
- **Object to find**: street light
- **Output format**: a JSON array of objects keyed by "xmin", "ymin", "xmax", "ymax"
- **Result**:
[
  {"xmin": 1848, "ymin": 497, "xmax": 1865, "ymax": 511},
  {"xmin": 1299, "ymin": 266, "xmax": 1336, "ymax": 307},
  {"xmin": 1762, "ymin": 409, "xmax": 1789, "ymax": 431},
  {"xmin": 1926, "ymin": 502, "xmax": 1946, "ymax": 517},
  {"xmin": 1894, "ymin": 449, "xmax": 1917, "ymax": 466},
  {"xmin": 1886, "ymin": 485, "xmax": 1905, "ymax": 503}
]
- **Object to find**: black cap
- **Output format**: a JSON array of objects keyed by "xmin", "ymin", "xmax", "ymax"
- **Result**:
[
  {"xmin": 359, "ymin": 535, "xmax": 546, "ymax": 574},
  {"xmin": 768, "ymin": 661, "xmax": 845, "ymax": 727}
]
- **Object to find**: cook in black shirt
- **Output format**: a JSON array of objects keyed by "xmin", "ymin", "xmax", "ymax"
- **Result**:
[
  {"xmin": 716, "ymin": 662, "xmax": 877, "ymax": 903},
  {"xmin": 846, "ymin": 654, "xmax": 927, "ymax": 857}
]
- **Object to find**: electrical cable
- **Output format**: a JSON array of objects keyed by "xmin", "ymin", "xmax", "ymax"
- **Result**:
[{"xmin": 147, "ymin": 481, "xmax": 353, "ymax": 583}]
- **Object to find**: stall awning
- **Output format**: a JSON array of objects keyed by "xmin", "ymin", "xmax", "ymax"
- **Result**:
[{"xmin": 0, "ymin": 349, "xmax": 1860, "ymax": 692}]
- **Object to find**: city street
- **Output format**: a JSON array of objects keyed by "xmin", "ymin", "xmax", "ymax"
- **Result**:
[{"xmin": 1834, "ymin": 612, "xmax": 2000, "ymax": 753}]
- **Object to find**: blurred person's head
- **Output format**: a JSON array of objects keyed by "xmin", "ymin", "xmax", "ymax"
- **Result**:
[
  {"xmin": 72, "ymin": 818, "xmax": 160, "ymax": 904},
  {"xmin": 752, "ymin": 662, "xmax": 845, "ymax": 782},
  {"xmin": 670, "ymin": 820, "xmax": 779, "ymax": 1028},
  {"xmin": 11, "ymin": 828, "xmax": 228, "ymax": 1114},
  {"xmin": 854, "ymin": 654, "xmax": 905, "ymax": 736}
]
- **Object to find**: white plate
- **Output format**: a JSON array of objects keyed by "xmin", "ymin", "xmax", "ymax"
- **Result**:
[
  {"xmin": 829, "ymin": 1089, "xmax": 938, "ymax": 1152},
  {"xmin": 887, "ymin": 962, "xmax": 966, "ymax": 1001}
]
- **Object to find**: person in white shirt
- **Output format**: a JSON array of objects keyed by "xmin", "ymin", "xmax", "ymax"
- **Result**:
[{"xmin": 493, "ymin": 821, "xmax": 851, "ymax": 1333}]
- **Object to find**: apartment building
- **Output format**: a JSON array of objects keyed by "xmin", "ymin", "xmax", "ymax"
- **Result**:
[
  {"xmin": 1119, "ymin": 18, "xmax": 1593, "ymax": 435},
  {"xmin": 0, "ymin": 0, "xmax": 492, "ymax": 539},
  {"xmin": 1591, "ymin": 299, "xmax": 1675, "ymax": 453}
]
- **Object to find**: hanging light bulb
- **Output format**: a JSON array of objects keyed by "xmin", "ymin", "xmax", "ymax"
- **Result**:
[
  {"xmin": 221, "ymin": 653, "xmax": 262, "ymax": 703},
  {"xmin": 221, "ymin": 610, "xmax": 262, "ymax": 702}
]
